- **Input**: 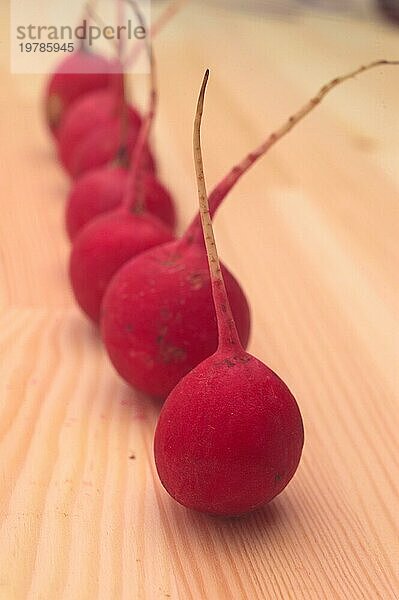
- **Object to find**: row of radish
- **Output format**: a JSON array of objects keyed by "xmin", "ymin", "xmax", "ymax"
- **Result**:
[{"xmin": 44, "ymin": 1, "xmax": 397, "ymax": 516}]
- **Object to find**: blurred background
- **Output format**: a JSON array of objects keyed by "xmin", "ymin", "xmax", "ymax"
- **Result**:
[{"xmin": 159, "ymin": 0, "xmax": 399, "ymax": 22}]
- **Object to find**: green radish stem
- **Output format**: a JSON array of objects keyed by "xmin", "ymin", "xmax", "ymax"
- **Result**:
[
  {"xmin": 194, "ymin": 69, "xmax": 241, "ymax": 351},
  {"xmin": 186, "ymin": 59, "xmax": 399, "ymax": 243}
]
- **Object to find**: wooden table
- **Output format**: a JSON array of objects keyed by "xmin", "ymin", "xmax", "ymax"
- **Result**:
[{"xmin": 1, "ymin": 4, "xmax": 398, "ymax": 598}]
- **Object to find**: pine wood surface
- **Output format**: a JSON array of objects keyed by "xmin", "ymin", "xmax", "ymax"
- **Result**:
[{"xmin": 0, "ymin": 4, "xmax": 398, "ymax": 599}]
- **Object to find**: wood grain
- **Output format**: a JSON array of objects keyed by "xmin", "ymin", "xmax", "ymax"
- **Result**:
[{"xmin": 1, "ymin": 4, "xmax": 398, "ymax": 598}]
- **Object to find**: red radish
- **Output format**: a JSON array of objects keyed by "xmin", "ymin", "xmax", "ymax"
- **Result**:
[
  {"xmin": 64, "ymin": 0, "xmax": 177, "ymax": 238},
  {"xmin": 46, "ymin": 0, "xmax": 188, "ymax": 139},
  {"xmin": 44, "ymin": 0, "xmax": 167, "ymax": 137},
  {"xmin": 57, "ymin": 86, "xmax": 139, "ymax": 168},
  {"xmin": 101, "ymin": 241, "xmax": 251, "ymax": 396},
  {"xmin": 57, "ymin": 3, "xmax": 144, "ymax": 177},
  {"xmin": 56, "ymin": 74, "xmax": 156, "ymax": 179},
  {"xmin": 65, "ymin": 166, "xmax": 176, "ymax": 240},
  {"xmin": 66, "ymin": 115, "xmax": 156, "ymax": 179},
  {"xmin": 69, "ymin": 41, "xmax": 175, "ymax": 323},
  {"xmin": 45, "ymin": 49, "xmax": 120, "ymax": 138},
  {"xmin": 69, "ymin": 208, "xmax": 173, "ymax": 322},
  {"xmin": 56, "ymin": 0, "xmax": 187, "ymax": 176},
  {"xmin": 154, "ymin": 70, "xmax": 304, "ymax": 516},
  {"xmin": 44, "ymin": 0, "xmax": 121, "ymax": 137},
  {"xmin": 101, "ymin": 59, "xmax": 398, "ymax": 400}
]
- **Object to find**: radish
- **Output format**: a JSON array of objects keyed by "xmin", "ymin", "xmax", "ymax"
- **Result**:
[
  {"xmin": 56, "ymin": 0, "xmax": 185, "ymax": 178},
  {"xmin": 101, "ymin": 59, "xmax": 398, "ymax": 400},
  {"xmin": 69, "ymin": 208, "xmax": 173, "ymax": 323},
  {"xmin": 56, "ymin": 70, "xmax": 155, "ymax": 179},
  {"xmin": 65, "ymin": 112, "xmax": 155, "ymax": 179},
  {"xmin": 154, "ymin": 70, "xmax": 304, "ymax": 516},
  {"xmin": 44, "ymin": 0, "xmax": 122, "ymax": 137},
  {"xmin": 55, "ymin": 1, "xmax": 144, "ymax": 178},
  {"xmin": 63, "ymin": 0, "xmax": 155, "ymax": 179},
  {"xmin": 101, "ymin": 239, "xmax": 251, "ymax": 397},
  {"xmin": 58, "ymin": 87, "xmax": 141, "ymax": 176},
  {"xmin": 69, "ymin": 41, "xmax": 175, "ymax": 323},
  {"xmin": 45, "ymin": 50, "xmax": 119, "ymax": 138},
  {"xmin": 45, "ymin": 0, "xmax": 185, "ymax": 138},
  {"xmin": 65, "ymin": 165, "xmax": 176, "ymax": 240},
  {"xmin": 64, "ymin": 0, "xmax": 177, "ymax": 239}
]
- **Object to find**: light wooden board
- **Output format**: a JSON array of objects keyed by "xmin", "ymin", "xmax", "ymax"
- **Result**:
[{"xmin": 1, "ymin": 3, "xmax": 398, "ymax": 599}]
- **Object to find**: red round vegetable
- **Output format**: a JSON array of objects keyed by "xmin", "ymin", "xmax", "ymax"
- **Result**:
[
  {"xmin": 69, "ymin": 207, "xmax": 173, "ymax": 323},
  {"xmin": 45, "ymin": 0, "xmax": 188, "ymax": 139},
  {"xmin": 66, "ymin": 166, "xmax": 127, "ymax": 239},
  {"xmin": 45, "ymin": 49, "xmax": 118, "ymax": 138},
  {"xmin": 57, "ymin": 86, "xmax": 154, "ymax": 179},
  {"xmin": 57, "ymin": 86, "xmax": 139, "ymax": 166},
  {"xmin": 66, "ymin": 117, "xmax": 155, "ymax": 179},
  {"xmin": 65, "ymin": 166, "xmax": 176, "ymax": 240},
  {"xmin": 69, "ymin": 33, "xmax": 176, "ymax": 323},
  {"xmin": 154, "ymin": 70, "xmax": 304, "ymax": 516},
  {"xmin": 101, "ymin": 59, "xmax": 398, "ymax": 400},
  {"xmin": 101, "ymin": 238, "xmax": 250, "ymax": 396}
]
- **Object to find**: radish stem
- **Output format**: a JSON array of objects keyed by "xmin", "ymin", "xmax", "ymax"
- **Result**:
[
  {"xmin": 194, "ymin": 70, "xmax": 241, "ymax": 350},
  {"xmin": 186, "ymin": 59, "xmax": 399, "ymax": 242}
]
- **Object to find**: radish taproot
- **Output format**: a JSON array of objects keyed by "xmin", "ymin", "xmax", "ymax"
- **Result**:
[
  {"xmin": 154, "ymin": 70, "xmax": 304, "ymax": 516},
  {"xmin": 101, "ymin": 60, "xmax": 397, "ymax": 399},
  {"xmin": 69, "ymin": 39, "xmax": 175, "ymax": 323}
]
